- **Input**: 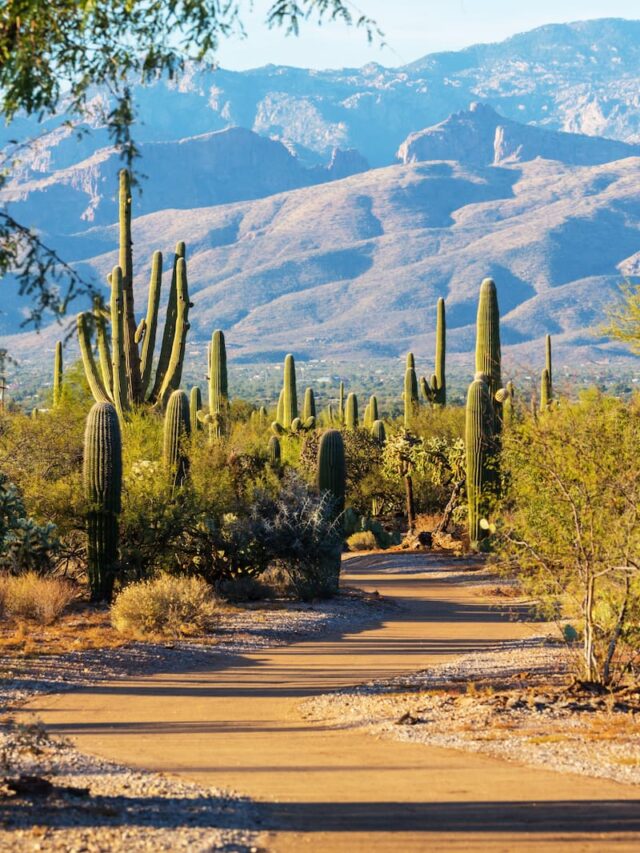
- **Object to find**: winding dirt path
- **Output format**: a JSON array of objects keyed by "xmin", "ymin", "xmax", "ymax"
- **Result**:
[{"xmin": 23, "ymin": 554, "xmax": 640, "ymax": 851}]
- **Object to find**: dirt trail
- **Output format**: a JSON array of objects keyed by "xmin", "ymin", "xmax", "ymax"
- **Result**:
[{"xmin": 22, "ymin": 554, "xmax": 640, "ymax": 851}]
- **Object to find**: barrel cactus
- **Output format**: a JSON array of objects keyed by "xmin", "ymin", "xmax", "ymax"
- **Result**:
[
  {"xmin": 164, "ymin": 389, "xmax": 191, "ymax": 489},
  {"xmin": 83, "ymin": 402, "xmax": 122, "ymax": 601}
]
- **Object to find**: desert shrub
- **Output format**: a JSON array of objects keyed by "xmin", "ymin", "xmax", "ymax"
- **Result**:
[
  {"xmin": 496, "ymin": 390, "xmax": 640, "ymax": 684},
  {"xmin": 0, "ymin": 572, "xmax": 75, "ymax": 624},
  {"xmin": 346, "ymin": 531, "xmax": 378, "ymax": 551},
  {"xmin": 111, "ymin": 574, "xmax": 219, "ymax": 638},
  {"xmin": 0, "ymin": 475, "xmax": 59, "ymax": 574}
]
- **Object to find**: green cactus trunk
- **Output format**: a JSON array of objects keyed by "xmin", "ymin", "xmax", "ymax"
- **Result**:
[
  {"xmin": 149, "ymin": 241, "xmax": 186, "ymax": 403},
  {"xmin": 434, "ymin": 297, "xmax": 446, "ymax": 405},
  {"xmin": 282, "ymin": 354, "xmax": 298, "ymax": 429},
  {"xmin": 110, "ymin": 265, "xmax": 130, "ymax": 420},
  {"xmin": 369, "ymin": 395, "xmax": 379, "ymax": 423},
  {"xmin": 164, "ymin": 389, "xmax": 191, "ymax": 489},
  {"xmin": 540, "ymin": 368, "xmax": 551, "ymax": 412},
  {"xmin": 338, "ymin": 382, "xmax": 345, "ymax": 425},
  {"xmin": 53, "ymin": 341, "xmax": 63, "ymax": 407},
  {"xmin": 206, "ymin": 330, "xmax": 229, "ymax": 440},
  {"xmin": 118, "ymin": 169, "xmax": 143, "ymax": 404},
  {"xmin": 268, "ymin": 435, "xmax": 281, "ymax": 466},
  {"xmin": 190, "ymin": 386, "xmax": 202, "ymax": 432},
  {"xmin": 345, "ymin": 392, "xmax": 358, "ymax": 430},
  {"xmin": 404, "ymin": 364, "xmax": 419, "ymax": 428},
  {"xmin": 406, "ymin": 352, "xmax": 415, "ymax": 370},
  {"xmin": 371, "ymin": 419, "xmax": 386, "ymax": 445},
  {"xmin": 156, "ymin": 258, "xmax": 191, "ymax": 408},
  {"xmin": 303, "ymin": 387, "xmax": 316, "ymax": 421},
  {"xmin": 317, "ymin": 428, "xmax": 346, "ymax": 594},
  {"xmin": 78, "ymin": 313, "xmax": 111, "ymax": 404},
  {"xmin": 363, "ymin": 402, "xmax": 371, "ymax": 429},
  {"xmin": 503, "ymin": 380, "xmax": 515, "ymax": 424},
  {"xmin": 276, "ymin": 389, "xmax": 285, "ymax": 425},
  {"xmin": 83, "ymin": 401, "xmax": 122, "ymax": 602},
  {"xmin": 475, "ymin": 278, "xmax": 502, "ymax": 429},
  {"xmin": 139, "ymin": 250, "xmax": 162, "ymax": 397},
  {"xmin": 465, "ymin": 375, "xmax": 496, "ymax": 549}
]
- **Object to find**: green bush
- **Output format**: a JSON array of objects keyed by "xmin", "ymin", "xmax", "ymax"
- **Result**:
[
  {"xmin": 496, "ymin": 390, "xmax": 640, "ymax": 684},
  {"xmin": 111, "ymin": 574, "xmax": 220, "ymax": 638}
]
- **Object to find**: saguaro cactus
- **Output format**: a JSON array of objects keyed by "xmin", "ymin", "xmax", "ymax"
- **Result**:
[
  {"xmin": 475, "ymin": 278, "xmax": 502, "ymax": 428},
  {"xmin": 78, "ymin": 170, "xmax": 191, "ymax": 411},
  {"xmin": 303, "ymin": 387, "xmax": 316, "ymax": 421},
  {"xmin": 371, "ymin": 419, "xmax": 386, "ymax": 445},
  {"xmin": 465, "ymin": 373, "xmax": 496, "ymax": 549},
  {"xmin": 345, "ymin": 392, "xmax": 358, "ymax": 430},
  {"xmin": 282, "ymin": 354, "xmax": 298, "ymax": 429},
  {"xmin": 53, "ymin": 341, "xmax": 63, "ymax": 407},
  {"xmin": 404, "ymin": 359, "xmax": 419, "ymax": 428},
  {"xmin": 317, "ymin": 429, "xmax": 346, "ymax": 516},
  {"xmin": 338, "ymin": 382, "xmax": 345, "ymax": 425},
  {"xmin": 268, "ymin": 435, "xmax": 281, "ymax": 466},
  {"xmin": 540, "ymin": 368, "xmax": 551, "ymax": 412},
  {"xmin": 190, "ymin": 386, "xmax": 202, "ymax": 432},
  {"xmin": 545, "ymin": 334, "xmax": 553, "ymax": 390},
  {"xmin": 83, "ymin": 402, "xmax": 122, "ymax": 601},
  {"xmin": 110, "ymin": 265, "xmax": 129, "ymax": 421},
  {"xmin": 205, "ymin": 329, "xmax": 228, "ymax": 440},
  {"xmin": 164, "ymin": 389, "xmax": 191, "ymax": 489}
]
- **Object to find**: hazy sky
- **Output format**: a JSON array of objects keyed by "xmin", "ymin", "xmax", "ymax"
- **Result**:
[{"xmin": 213, "ymin": 0, "xmax": 640, "ymax": 69}]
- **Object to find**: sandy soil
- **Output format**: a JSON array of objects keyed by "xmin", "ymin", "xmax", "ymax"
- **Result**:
[{"xmin": 14, "ymin": 552, "xmax": 640, "ymax": 852}]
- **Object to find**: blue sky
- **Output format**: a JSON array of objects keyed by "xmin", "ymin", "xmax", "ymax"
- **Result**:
[{"xmin": 214, "ymin": 0, "xmax": 640, "ymax": 69}]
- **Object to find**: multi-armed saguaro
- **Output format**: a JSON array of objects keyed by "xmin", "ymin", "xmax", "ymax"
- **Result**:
[
  {"xmin": 78, "ymin": 170, "xmax": 192, "ymax": 414},
  {"xmin": 272, "ymin": 353, "xmax": 315, "ymax": 435},
  {"xmin": 421, "ymin": 297, "xmax": 447, "ymax": 406}
]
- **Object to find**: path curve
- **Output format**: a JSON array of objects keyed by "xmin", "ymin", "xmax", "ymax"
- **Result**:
[{"xmin": 23, "ymin": 553, "xmax": 640, "ymax": 851}]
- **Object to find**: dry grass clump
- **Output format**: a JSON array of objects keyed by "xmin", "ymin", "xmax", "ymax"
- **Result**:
[
  {"xmin": 0, "ymin": 573, "xmax": 76, "ymax": 625},
  {"xmin": 347, "ymin": 531, "xmax": 378, "ymax": 552},
  {"xmin": 111, "ymin": 574, "xmax": 220, "ymax": 639}
]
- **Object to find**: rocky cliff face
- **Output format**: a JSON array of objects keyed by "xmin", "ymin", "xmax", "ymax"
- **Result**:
[
  {"xmin": 398, "ymin": 103, "xmax": 640, "ymax": 167},
  {"xmin": 3, "ymin": 18, "xmax": 640, "ymax": 171},
  {"xmin": 2, "ymin": 127, "xmax": 369, "ymax": 232}
]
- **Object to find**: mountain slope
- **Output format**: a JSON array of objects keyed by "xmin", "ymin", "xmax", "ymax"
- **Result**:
[
  {"xmin": 3, "ymin": 18, "xmax": 640, "ymax": 171},
  {"xmin": 6, "ymin": 155, "xmax": 636, "ymax": 367},
  {"xmin": 398, "ymin": 103, "xmax": 640, "ymax": 167}
]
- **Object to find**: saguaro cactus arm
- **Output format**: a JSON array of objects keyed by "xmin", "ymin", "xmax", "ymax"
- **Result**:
[
  {"xmin": 118, "ymin": 169, "xmax": 143, "ymax": 403},
  {"xmin": 157, "ymin": 257, "xmax": 191, "ymax": 407},
  {"xmin": 78, "ymin": 313, "xmax": 111, "ymax": 404},
  {"xmin": 110, "ymin": 265, "xmax": 130, "ymax": 419},
  {"xmin": 140, "ymin": 250, "xmax": 163, "ymax": 397},
  {"xmin": 150, "ymin": 241, "xmax": 185, "ymax": 401}
]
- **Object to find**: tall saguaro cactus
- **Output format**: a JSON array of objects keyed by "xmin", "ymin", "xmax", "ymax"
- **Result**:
[
  {"xmin": 338, "ymin": 382, "xmax": 345, "ymax": 425},
  {"xmin": 434, "ymin": 297, "xmax": 446, "ymax": 405},
  {"xmin": 345, "ymin": 392, "xmax": 359, "ymax": 430},
  {"xmin": 404, "ymin": 357, "xmax": 419, "ymax": 428},
  {"xmin": 83, "ymin": 402, "xmax": 122, "ymax": 601},
  {"xmin": 465, "ymin": 373, "xmax": 496, "ymax": 549},
  {"xmin": 206, "ymin": 330, "xmax": 229, "ymax": 440},
  {"xmin": 540, "ymin": 368, "xmax": 552, "ymax": 412},
  {"xmin": 545, "ymin": 334, "xmax": 553, "ymax": 390},
  {"xmin": 475, "ymin": 278, "xmax": 502, "ymax": 428},
  {"xmin": 282, "ymin": 354, "xmax": 298, "ymax": 429},
  {"xmin": 371, "ymin": 419, "xmax": 386, "ymax": 445},
  {"xmin": 317, "ymin": 429, "xmax": 346, "ymax": 593},
  {"xmin": 53, "ymin": 341, "xmax": 63, "ymax": 407},
  {"xmin": 164, "ymin": 390, "xmax": 191, "ymax": 489},
  {"xmin": 78, "ymin": 170, "xmax": 191, "ymax": 413}
]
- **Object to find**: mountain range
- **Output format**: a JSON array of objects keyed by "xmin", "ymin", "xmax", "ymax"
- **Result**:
[{"xmin": 2, "ymin": 18, "xmax": 640, "ymax": 375}]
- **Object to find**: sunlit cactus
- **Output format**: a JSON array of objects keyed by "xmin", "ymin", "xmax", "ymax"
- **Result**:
[
  {"xmin": 83, "ymin": 402, "xmax": 122, "ymax": 601},
  {"xmin": 465, "ymin": 373, "xmax": 496, "ymax": 549},
  {"xmin": 345, "ymin": 392, "xmax": 358, "ymax": 430},
  {"xmin": 164, "ymin": 389, "xmax": 191, "ymax": 489},
  {"xmin": 53, "ymin": 341, "xmax": 63, "ymax": 407}
]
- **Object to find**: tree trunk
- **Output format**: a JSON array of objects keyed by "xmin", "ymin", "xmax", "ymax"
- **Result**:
[
  {"xmin": 583, "ymin": 573, "xmax": 597, "ymax": 681},
  {"xmin": 405, "ymin": 474, "xmax": 415, "ymax": 532},
  {"xmin": 434, "ymin": 479, "xmax": 464, "ymax": 535}
]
